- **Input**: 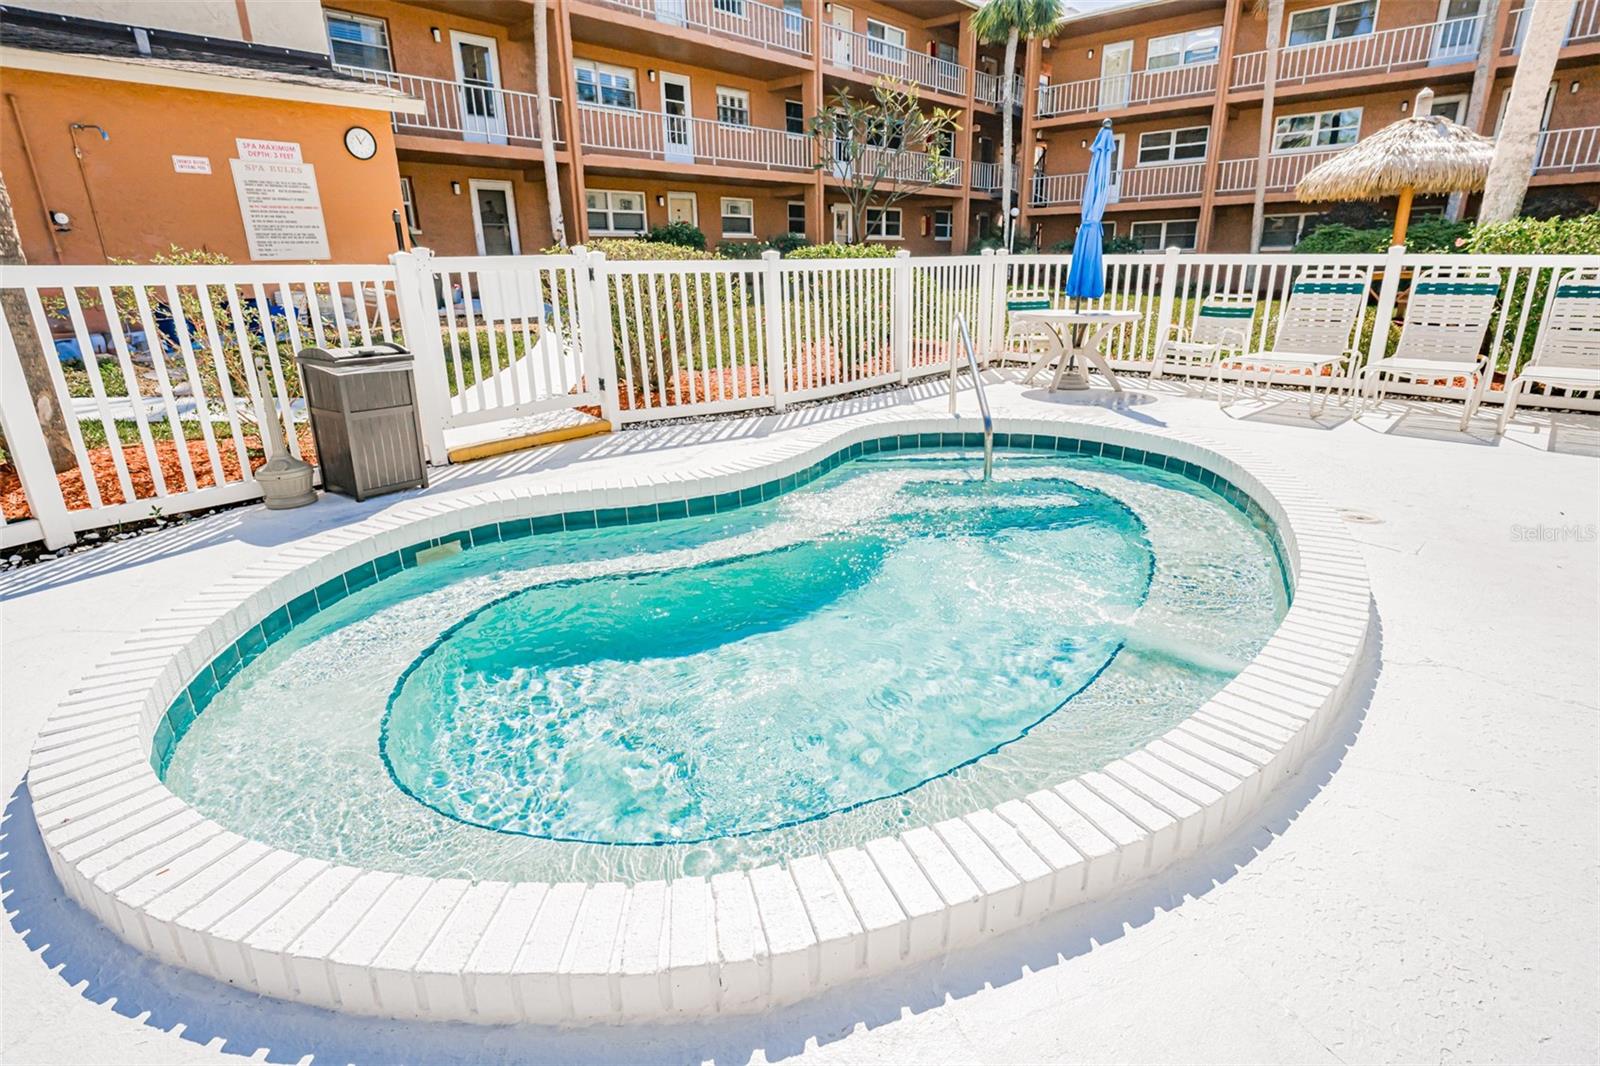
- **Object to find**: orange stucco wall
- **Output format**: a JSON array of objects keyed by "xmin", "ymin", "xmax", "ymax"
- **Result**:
[{"xmin": 2, "ymin": 67, "xmax": 405, "ymax": 265}]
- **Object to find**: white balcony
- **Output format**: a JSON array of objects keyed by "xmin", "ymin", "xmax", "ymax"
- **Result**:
[
  {"xmin": 821, "ymin": 26, "xmax": 969, "ymax": 98},
  {"xmin": 975, "ymin": 71, "xmax": 1024, "ymax": 108},
  {"xmin": 1216, "ymin": 147, "xmax": 1351, "ymax": 196},
  {"xmin": 825, "ymin": 145, "xmax": 963, "ymax": 187},
  {"xmin": 1232, "ymin": 16, "xmax": 1483, "ymax": 91},
  {"xmin": 578, "ymin": 105, "xmax": 814, "ymax": 171},
  {"xmin": 1504, "ymin": 0, "xmax": 1600, "ymax": 51},
  {"xmin": 1031, "ymin": 160, "xmax": 1207, "ymax": 207},
  {"xmin": 337, "ymin": 66, "xmax": 563, "ymax": 148},
  {"xmin": 586, "ymin": 0, "xmax": 811, "ymax": 56},
  {"xmin": 1535, "ymin": 126, "xmax": 1600, "ymax": 174},
  {"xmin": 971, "ymin": 160, "xmax": 1020, "ymax": 194},
  {"xmin": 1036, "ymin": 62, "xmax": 1217, "ymax": 119}
]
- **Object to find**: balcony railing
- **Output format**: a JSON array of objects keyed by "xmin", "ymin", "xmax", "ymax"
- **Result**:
[
  {"xmin": 975, "ymin": 71, "xmax": 1024, "ymax": 108},
  {"xmin": 1036, "ymin": 62, "xmax": 1217, "ymax": 119},
  {"xmin": 825, "ymin": 145, "xmax": 963, "ymax": 187},
  {"xmin": 1504, "ymin": 0, "xmax": 1600, "ymax": 51},
  {"xmin": 578, "ymin": 106, "xmax": 813, "ymax": 170},
  {"xmin": 821, "ymin": 25, "xmax": 969, "ymax": 97},
  {"xmin": 1030, "ymin": 161, "xmax": 1207, "ymax": 206},
  {"xmin": 1216, "ymin": 147, "xmax": 1350, "ymax": 195},
  {"xmin": 586, "ymin": 0, "xmax": 811, "ymax": 56},
  {"xmin": 1535, "ymin": 126, "xmax": 1600, "ymax": 174},
  {"xmin": 337, "ymin": 66, "xmax": 564, "ymax": 147},
  {"xmin": 971, "ymin": 160, "xmax": 1020, "ymax": 194},
  {"xmin": 1232, "ymin": 16, "xmax": 1482, "ymax": 91}
]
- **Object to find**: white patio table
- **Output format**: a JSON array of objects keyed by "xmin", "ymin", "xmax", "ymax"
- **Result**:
[{"xmin": 1012, "ymin": 308, "xmax": 1140, "ymax": 392}]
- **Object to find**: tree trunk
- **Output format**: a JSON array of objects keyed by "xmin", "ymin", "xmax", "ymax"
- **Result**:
[
  {"xmin": 1249, "ymin": 0, "xmax": 1283, "ymax": 254},
  {"xmin": 999, "ymin": 28, "xmax": 1019, "ymax": 249},
  {"xmin": 0, "ymin": 171, "xmax": 77, "ymax": 472},
  {"xmin": 534, "ymin": 0, "xmax": 567, "ymax": 247},
  {"xmin": 1447, "ymin": 0, "xmax": 1502, "ymax": 221},
  {"xmin": 1480, "ymin": 0, "xmax": 1575, "ymax": 223}
]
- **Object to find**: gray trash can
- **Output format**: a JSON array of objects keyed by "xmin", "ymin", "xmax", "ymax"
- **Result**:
[{"xmin": 296, "ymin": 342, "xmax": 429, "ymax": 501}]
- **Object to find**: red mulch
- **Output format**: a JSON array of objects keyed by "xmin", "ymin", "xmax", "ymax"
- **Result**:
[{"xmin": 2, "ymin": 428, "xmax": 317, "ymax": 521}]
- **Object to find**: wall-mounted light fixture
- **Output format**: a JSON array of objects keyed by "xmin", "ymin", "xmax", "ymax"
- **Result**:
[
  {"xmin": 1572, "ymin": 80, "xmax": 1582, "ymax": 93},
  {"xmin": 431, "ymin": 26, "xmax": 441, "ymax": 42},
  {"xmin": 1400, "ymin": 99, "xmax": 1409, "ymax": 112},
  {"xmin": 648, "ymin": 69, "xmax": 657, "ymax": 82},
  {"xmin": 656, "ymin": 195, "xmax": 665, "ymax": 206},
  {"xmin": 451, "ymin": 181, "xmax": 462, "ymax": 195},
  {"xmin": 1086, "ymin": 48, "xmax": 1094, "ymax": 58}
]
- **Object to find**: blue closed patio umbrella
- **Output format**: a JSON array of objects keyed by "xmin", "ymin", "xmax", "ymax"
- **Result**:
[{"xmin": 1064, "ymin": 118, "xmax": 1116, "ymax": 314}]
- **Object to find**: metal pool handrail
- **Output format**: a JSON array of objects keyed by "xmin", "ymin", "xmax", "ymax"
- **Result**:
[{"xmin": 948, "ymin": 313, "xmax": 994, "ymax": 480}]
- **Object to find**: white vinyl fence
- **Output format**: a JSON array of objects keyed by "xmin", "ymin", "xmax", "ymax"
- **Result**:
[{"xmin": 3, "ymin": 246, "xmax": 1597, "ymax": 550}]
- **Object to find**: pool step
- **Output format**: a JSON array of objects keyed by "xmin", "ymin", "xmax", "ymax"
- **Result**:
[{"xmin": 445, "ymin": 414, "xmax": 612, "ymax": 463}]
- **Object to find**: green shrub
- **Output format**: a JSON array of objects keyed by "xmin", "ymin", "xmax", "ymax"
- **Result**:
[
  {"xmin": 646, "ymin": 221, "xmax": 707, "ymax": 251},
  {"xmin": 569, "ymin": 238, "xmax": 716, "ymax": 261},
  {"xmin": 1104, "ymin": 235, "xmax": 1145, "ymax": 255},
  {"xmin": 787, "ymin": 242, "xmax": 897, "ymax": 260},
  {"xmin": 1517, "ymin": 188, "xmax": 1598, "ymax": 221},
  {"xmin": 1465, "ymin": 213, "xmax": 1600, "ymax": 254},
  {"xmin": 966, "ymin": 234, "xmax": 1038, "ymax": 255},
  {"xmin": 716, "ymin": 240, "xmax": 768, "ymax": 260},
  {"xmin": 1293, "ymin": 223, "xmax": 1389, "ymax": 254},
  {"xmin": 765, "ymin": 232, "xmax": 811, "ymax": 257}
]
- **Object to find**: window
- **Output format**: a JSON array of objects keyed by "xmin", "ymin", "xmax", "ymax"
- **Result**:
[
  {"xmin": 714, "ymin": 0, "xmax": 746, "ymax": 15},
  {"xmin": 575, "ymin": 59, "xmax": 637, "ymax": 109},
  {"xmin": 399, "ymin": 176, "xmax": 419, "ymax": 232},
  {"xmin": 785, "ymin": 99, "xmax": 806, "ymax": 135},
  {"xmin": 1429, "ymin": 93, "xmax": 1468, "ymax": 124},
  {"xmin": 865, "ymin": 207, "xmax": 902, "ymax": 238},
  {"xmin": 721, "ymin": 197, "xmax": 755, "ymax": 237},
  {"xmin": 716, "ymin": 87, "xmax": 751, "ymax": 127},
  {"xmin": 1273, "ymin": 108, "xmax": 1361, "ymax": 152},
  {"xmin": 1129, "ymin": 219, "xmax": 1197, "ymax": 251},
  {"xmin": 783, "ymin": 0, "xmax": 805, "ymax": 34},
  {"xmin": 324, "ymin": 10, "xmax": 391, "ymax": 71},
  {"xmin": 586, "ymin": 189, "xmax": 647, "ymax": 233},
  {"xmin": 1287, "ymin": 0, "xmax": 1377, "ymax": 46},
  {"xmin": 787, "ymin": 200, "xmax": 806, "ymax": 235},
  {"xmin": 933, "ymin": 208, "xmax": 953, "ymax": 241},
  {"xmin": 1261, "ymin": 213, "xmax": 1314, "ymax": 249},
  {"xmin": 1147, "ymin": 26, "xmax": 1221, "ymax": 69},
  {"xmin": 1137, "ymin": 126, "xmax": 1208, "ymax": 165},
  {"xmin": 867, "ymin": 19, "xmax": 907, "ymax": 61}
]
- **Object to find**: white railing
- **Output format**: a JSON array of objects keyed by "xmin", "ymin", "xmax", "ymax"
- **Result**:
[
  {"xmin": 1232, "ymin": 16, "xmax": 1482, "ymax": 90},
  {"xmin": 1534, "ymin": 126, "xmax": 1600, "ymax": 174},
  {"xmin": 7, "ymin": 249, "xmax": 1599, "ymax": 550},
  {"xmin": 336, "ymin": 66, "xmax": 563, "ymax": 147},
  {"xmin": 821, "ymin": 25, "xmax": 969, "ymax": 97},
  {"xmin": 587, "ymin": 0, "xmax": 810, "ymax": 55},
  {"xmin": 1505, "ymin": 0, "xmax": 1600, "ymax": 51},
  {"xmin": 972, "ymin": 161, "xmax": 1021, "ymax": 194},
  {"xmin": 975, "ymin": 71, "xmax": 1024, "ymax": 108},
  {"xmin": 1036, "ymin": 62, "xmax": 1217, "ymax": 118},
  {"xmin": 1031, "ymin": 161, "xmax": 1206, "ymax": 206},
  {"xmin": 578, "ymin": 106, "xmax": 814, "ymax": 170},
  {"xmin": 1216, "ymin": 147, "xmax": 1350, "ymax": 195},
  {"xmin": 827, "ymin": 145, "xmax": 963, "ymax": 187}
]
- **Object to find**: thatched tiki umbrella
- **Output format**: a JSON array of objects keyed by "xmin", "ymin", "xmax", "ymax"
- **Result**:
[{"xmin": 1297, "ymin": 88, "xmax": 1494, "ymax": 246}]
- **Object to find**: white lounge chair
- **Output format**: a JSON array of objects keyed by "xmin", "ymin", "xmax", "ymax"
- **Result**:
[
  {"xmin": 1216, "ymin": 264, "xmax": 1371, "ymax": 415},
  {"xmin": 1498, "ymin": 266, "xmax": 1600, "ymax": 434},
  {"xmin": 1357, "ymin": 264, "xmax": 1502, "ymax": 431},
  {"xmin": 1155, "ymin": 292, "xmax": 1256, "ymax": 382}
]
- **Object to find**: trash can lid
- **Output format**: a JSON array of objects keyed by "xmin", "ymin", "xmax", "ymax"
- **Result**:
[{"xmin": 297, "ymin": 342, "xmax": 412, "ymax": 368}]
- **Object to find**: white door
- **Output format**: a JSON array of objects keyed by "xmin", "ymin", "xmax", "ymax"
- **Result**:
[
  {"xmin": 831, "ymin": 203, "xmax": 853, "ymax": 243},
  {"xmin": 1432, "ymin": 0, "xmax": 1483, "ymax": 61},
  {"xmin": 667, "ymin": 192, "xmax": 698, "ymax": 226},
  {"xmin": 658, "ymin": 0, "xmax": 686, "ymax": 25},
  {"xmin": 661, "ymin": 73, "xmax": 693, "ymax": 163},
  {"xmin": 1100, "ymin": 40, "xmax": 1133, "ymax": 110},
  {"xmin": 831, "ymin": 5, "xmax": 854, "ymax": 68},
  {"xmin": 1107, "ymin": 133, "xmax": 1125, "ymax": 203},
  {"xmin": 470, "ymin": 179, "xmax": 520, "ymax": 256},
  {"xmin": 452, "ymin": 32, "xmax": 507, "ymax": 144}
]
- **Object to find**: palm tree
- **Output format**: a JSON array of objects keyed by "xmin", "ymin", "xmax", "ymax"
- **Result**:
[
  {"xmin": 972, "ymin": 0, "xmax": 1062, "ymax": 249},
  {"xmin": 1480, "ymin": 0, "xmax": 1576, "ymax": 222},
  {"xmin": 1447, "ymin": 0, "xmax": 1502, "ymax": 221},
  {"xmin": 1247, "ymin": 0, "xmax": 1284, "ymax": 253},
  {"xmin": 533, "ymin": 0, "xmax": 566, "ymax": 246}
]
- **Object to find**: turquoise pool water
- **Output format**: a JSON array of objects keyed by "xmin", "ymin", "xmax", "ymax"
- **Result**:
[{"xmin": 162, "ymin": 445, "xmax": 1287, "ymax": 882}]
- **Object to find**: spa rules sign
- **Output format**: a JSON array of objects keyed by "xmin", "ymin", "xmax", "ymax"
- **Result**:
[{"xmin": 230, "ymin": 140, "xmax": 330, "ymax": 260}]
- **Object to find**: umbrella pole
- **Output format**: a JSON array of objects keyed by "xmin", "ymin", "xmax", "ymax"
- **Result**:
[{"xmin": 1391, "ymin": 185, "xmax": 1415, "ymax": 247}]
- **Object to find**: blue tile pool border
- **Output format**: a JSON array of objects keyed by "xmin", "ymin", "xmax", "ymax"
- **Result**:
[{"xmin": 151, "ymin": 434, "xmax": 1294, "ymax": 776}]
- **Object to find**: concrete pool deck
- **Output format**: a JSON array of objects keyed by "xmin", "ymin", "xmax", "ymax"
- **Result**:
[{"xmin": 3, "ymin": 377, "xmax": 1597, "ymax": 1064}]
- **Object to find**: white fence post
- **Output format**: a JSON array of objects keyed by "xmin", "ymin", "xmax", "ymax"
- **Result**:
[
  {"xmin": 0, "ymin": 297, "xmax": 76, "ymax": 549},
  {"xmin": 893, "ymin": 249, "xmax": 911, "ymax": 383},
  {"xmin": 389, "ymin": 248, "xmax": 452, "ymax": 465},
  {"xmin": 761, "ymin": 249, "xmax": 787, "ymax": 411},
  {"xmin": 989, "ymin": 249, "xmax": 1010, "ymax": 358},
  {"xmin": 976, "ymin": 248, "xmax": 996, "ymax": 365},
  {"xmin": 1150, "ymin": 246, "xmax": 1183, "ymax": 379},
  {"xmin": 1364, "ymin": 243, "xmax": 1408, "ymax": 385},
  {"xmin": 574, "ymin": 246, "xmax": 621, "ymax": 427}
]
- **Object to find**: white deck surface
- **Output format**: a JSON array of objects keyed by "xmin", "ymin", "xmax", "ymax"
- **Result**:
[{"xmin": 4, "ymin": 377, "xmax": 1597, "ymax": 1065}]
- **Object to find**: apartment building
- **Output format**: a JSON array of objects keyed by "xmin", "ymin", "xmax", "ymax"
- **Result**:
[
  {"xmin": 0, "ymin": 1, "xmax": 415, "ymax": 264},
  {"xmin": 321, "ymin": 0, "xmax": 1027, "ymax": 257},
  {"xmin": 1020, "ymin": 0, "xmax": 1600, "ymax": 252}
]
